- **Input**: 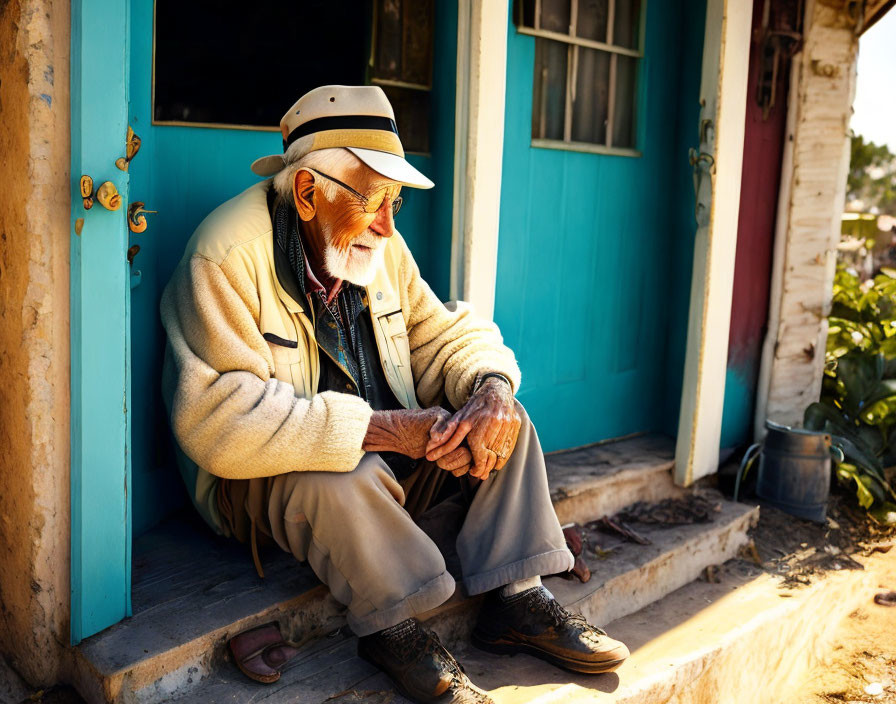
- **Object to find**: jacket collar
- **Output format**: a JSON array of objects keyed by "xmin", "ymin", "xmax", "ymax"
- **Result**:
[
  {"xmin": 273, "ymin": 233, "xmax": 306, "ymax": 310},
  {"xmin": 265, "ymin": 183, "xmax": 307, "ymax": 314}
]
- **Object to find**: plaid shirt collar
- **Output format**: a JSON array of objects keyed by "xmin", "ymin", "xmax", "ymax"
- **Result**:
[{"xmin": 297, "ymin": 235, "xmax": 341, "ymax": 302}]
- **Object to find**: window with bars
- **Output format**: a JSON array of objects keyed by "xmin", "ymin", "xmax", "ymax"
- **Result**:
[
  {"xmin": 369, "ymin": 0, "xmax": 434, "ymax": 154},
  {"xmin": 515, "ymin": 0, "xmax": 644, "ymax": 155}
]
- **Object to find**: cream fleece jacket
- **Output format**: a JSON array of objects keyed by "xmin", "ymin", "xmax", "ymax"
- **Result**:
[{"xmin": 159, "ymin": 181, "xmax": 521, "ymax": 488}]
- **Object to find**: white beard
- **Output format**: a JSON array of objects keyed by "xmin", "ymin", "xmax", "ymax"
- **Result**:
[{"xmin": 323, "ymin": 229, "xmax": 386, "ymax": 286}]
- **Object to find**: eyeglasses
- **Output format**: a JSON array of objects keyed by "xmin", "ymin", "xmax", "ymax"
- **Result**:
[{"xmin": 304, "ymin": 167, "xmax": 403, "ymax": 216}]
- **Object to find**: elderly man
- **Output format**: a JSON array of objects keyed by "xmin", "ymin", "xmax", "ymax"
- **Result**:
[{"xmin": 160, "ymin": 86, "xmax": 629, "ymax": 703}]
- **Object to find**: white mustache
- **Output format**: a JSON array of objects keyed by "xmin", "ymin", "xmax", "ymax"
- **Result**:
[{"xmin": 350, "ymin": 235, "xmax": 384, "ymax": 250}]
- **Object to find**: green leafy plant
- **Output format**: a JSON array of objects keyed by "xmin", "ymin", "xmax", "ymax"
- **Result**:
[
  {"xmin": 848, "ymin": 133, "xmax": 896, "ymax": 215},
  {"xmin": 803, "ymin": 265, "xmax": 896, "ymax": 523}
]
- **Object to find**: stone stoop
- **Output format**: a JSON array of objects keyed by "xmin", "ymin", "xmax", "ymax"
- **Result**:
[
  {"xmin": 168, "ymin": 529, "xmax": 881, "ymax": 704},
  {"xmin": 162, "ymin": 501, "xmax": 760, "ymax": 703},
  {"xmin": 545, "ymin": 434, "xmax": 683, "ymax": 526},
  {"xmin": 67, "ymin": 434, "xmax": 701, "ymax": 704},
  {"xmin": 459, "ymin": 552, "xmax": 880, "ymax": 704}
]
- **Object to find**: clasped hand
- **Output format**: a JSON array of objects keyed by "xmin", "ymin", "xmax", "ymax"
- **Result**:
[{"xmin": 362, "ymin": 377, "xmax": 521, "ymax": 480}]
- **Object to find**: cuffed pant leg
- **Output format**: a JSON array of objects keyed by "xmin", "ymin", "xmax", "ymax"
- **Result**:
[
  {"xmin": 267, "ymin": 453, "xmax": 456, "ymax": 636},
  {"xmin": 457, "ymin": 399, "xmax": 574, "ymax": 595}
]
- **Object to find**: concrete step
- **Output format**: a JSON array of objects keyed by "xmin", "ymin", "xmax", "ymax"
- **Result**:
[
  {"xmin": 168, "ymin": 516, "xmax": 885, "ymax": 704},
  {"xmin": 68, "ymin": 514, "xmax": 347, "ymax": 704},
  {"xmin": 546, "ymin": 434, "xmax": 681, "ymax": 525},
  {"xmin": 68, "ymin": 434, "xmax": 683, "ymax": 704},
  {"xmin": 164, "ymin": 497, "xmax": 759, "ymax": 703},
  {"xmin": 452, "ymin": 549, "xmax": 883, "ymax": 704}
]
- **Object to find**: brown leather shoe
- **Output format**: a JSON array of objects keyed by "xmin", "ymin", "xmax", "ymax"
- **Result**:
[
  {"xmin": 358, "ymin": 618, "xmax": 493, "ymax": 703},
  {"xmin": 471, "ymin": 586, "xmax": 629, "ymax": 674}
]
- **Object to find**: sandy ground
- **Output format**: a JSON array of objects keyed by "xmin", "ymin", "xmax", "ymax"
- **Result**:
[
  {"xmin": 721, "ymin": 468, "xmax": 896, "ymax": 704},
  {"xmin": 791, "ymin": 551, "xmax": 896, "ymax": 703}
]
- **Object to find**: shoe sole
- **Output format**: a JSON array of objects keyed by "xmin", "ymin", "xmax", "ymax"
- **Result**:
[
  {"xmin": 471, "ymin": 631, "xmax": 627, "ymax": 674},
  {"xmin": 233, "ymin": 657, "xmax": 281, "ymax": 684}
]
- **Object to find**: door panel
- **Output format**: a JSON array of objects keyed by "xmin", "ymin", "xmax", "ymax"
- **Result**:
[
  {"xmin": 496, "ymin": 0, "xmax": 705, "ymax": 452},
  {"xmin": 70, "ymin": 0, "xmax": 132, "ymax": 644}
]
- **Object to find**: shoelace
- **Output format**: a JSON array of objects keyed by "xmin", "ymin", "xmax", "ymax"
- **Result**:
[
  {"xmin": 532, "ymin": 589, "xmax": 609, "ymax": 640},
  {"xmin": 425, "ymin": 630, "xmax": 467, "ymax": 684},
  {"xmin": 380, "ymin": 622, "xmax": 464, "ymax": 676},
  {"xmin": 423, "ymin": 631, "xmax": 494, "ymax": 703},
  {"xmin": 378, "ymin": 621, "xmax": 488, "ymax": 699},
  {"xmin": 528, "ymin": 588, "xmax": 574, "ymax": 627},
  {"xmin": 383, "ymin": 622, "xmax": 431, "ymax": 664}
]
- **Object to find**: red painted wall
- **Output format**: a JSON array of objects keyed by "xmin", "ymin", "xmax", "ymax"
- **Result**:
[{"xmin": 722, "ymin": 0, "xmax": 793, "ymax": 446}]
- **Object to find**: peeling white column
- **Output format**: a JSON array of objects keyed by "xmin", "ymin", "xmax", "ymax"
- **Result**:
[
  {"xmin": 754, "ymin": 0, "xmax": 859, "ymax": 436},
  {"xmin": 674, "ymin": 0, "xmax": 753, "ymax": 486},
  {"xmin": 450, "ymin": 0, "xmax": 508, "ymax": 320}
]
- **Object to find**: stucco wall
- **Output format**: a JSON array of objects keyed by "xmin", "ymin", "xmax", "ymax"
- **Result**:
[
  {"xmin": 756, "ymin": 0, "xmax": 859, "ymax": 432},
  {"xmin": 0, "ymin": 0, "xmax": 71, "ymax": 687}
]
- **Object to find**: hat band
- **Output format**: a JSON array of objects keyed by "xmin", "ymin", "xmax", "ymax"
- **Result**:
[
  {"xmin": 310, "ymin": 129, "xmax": 404, "ymax": 157},
  {"xmin": 283, "ymin": 115, "xmax": 399, "ymax": 151}
]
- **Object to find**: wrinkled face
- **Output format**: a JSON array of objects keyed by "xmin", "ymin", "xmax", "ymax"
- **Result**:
[{"xmin": 307, "ymin": 162, "xmax": 402, "ymax": 286}]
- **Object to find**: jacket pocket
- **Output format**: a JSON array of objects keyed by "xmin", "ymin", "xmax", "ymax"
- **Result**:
[
  {"xmin": 263, "ymin": 332, "xmax": 298, "ymax": 348},
  {"xmin": 376, "ymin": 310, "xmax": 417, "ymax": 408},
  {"xmin": 264, "ymin": 333, "xmax": 307, "ymax": 398}
]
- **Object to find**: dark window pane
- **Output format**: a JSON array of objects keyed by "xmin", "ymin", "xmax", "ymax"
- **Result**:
[
  {"xmin": 370, "ymin": 0, "xmax": 433, "ymax": 152},
  {"xmin": 373, "ymin": 0, "xmax": 433, "ymax": 86},
  {"xmin": 612, "ymin": 55, "xmax": 637, "ymax": 147},
  {"xmin": 612, "ymin": 0, "xmax": 641, "ymax": 48},
  {"xmin": 516, "ymin": 0, "xmax": 537, "ymax": 28},
  {"xmin": 380, "ymin": 85, "xmax": 430, "ymax": 153},
  {"xmin": 153, "ymin": 0, "xmax": 370, "ymax": 126},
  {"xmin": 576, "ymin": 0, "xmax": 608, "ymax": 42},
  {"xmin": 375, "ymin": 0, "xmax": 403, "ymax": 81},
  {"xmin": 541, "ymin": 0, "xmax": 571, "ymax": 32},
  {"xmin": 571, "ymin": 47, "xmax": 610, "ymax": 144},
  {"xmin": 402, "ymin": 0, "xmax": 433, "ymax": 85},
  {"xmin": 532, "ymin": 39, "xmax": 568, "ymax": 140}
]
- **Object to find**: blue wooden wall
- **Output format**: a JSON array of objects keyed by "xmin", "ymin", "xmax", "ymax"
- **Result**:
[
  {"xmin": 495, "ymin": 0, "xmax": 706, "ymax": 452},
  {"xmin": 127, "ymin": 0, "xmax": 456, "ymax": 536}
]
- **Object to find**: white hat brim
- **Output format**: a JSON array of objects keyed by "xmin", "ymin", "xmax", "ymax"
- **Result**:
[
  {"xmin": 347, "ymin": 147, "xmax": 434, "ymax": 189},
  {"xmin": 250, "ymin": 147, "xmax": 435, "ymax": 189},
  {"xmin": 251, "ymin": 154, "xmax": 287, "ymax": 177}
]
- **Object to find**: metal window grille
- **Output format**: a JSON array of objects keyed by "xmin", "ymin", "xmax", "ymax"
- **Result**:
[
  {"xmin": 515, "ymin": 0, "xmax": 645, "ymax": 156},
  {"xmin": 369, "ymin": 0, "xmax": 434, "ymax": 155}
]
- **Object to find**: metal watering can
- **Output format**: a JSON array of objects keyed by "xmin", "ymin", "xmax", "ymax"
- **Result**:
[{"xmin": 735, "ymin": 420, "xmax": 844, "ymax": 523}]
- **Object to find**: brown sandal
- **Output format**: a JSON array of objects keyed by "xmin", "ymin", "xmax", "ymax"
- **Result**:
[
  {"xmin": 229, "ymin": 621, "xmax": 303, "ymax": 684},
  {"xmin": 552, "ymin": 524, "xmax": 591, "ymax": 583},
  {"xmin": 874, "ymin": 591, "xmax": 896, "ymax": 607}
]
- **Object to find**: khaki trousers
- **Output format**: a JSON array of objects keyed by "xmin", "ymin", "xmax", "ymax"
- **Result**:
[{"xmin": 219, "ymin": 400, "xmax": 573, "ymax": 636}]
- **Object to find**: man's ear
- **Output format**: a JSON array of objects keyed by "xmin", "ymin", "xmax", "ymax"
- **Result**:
[{"xmin": 293, "ymin": 170, "xmax": 317, "ymax": 222}]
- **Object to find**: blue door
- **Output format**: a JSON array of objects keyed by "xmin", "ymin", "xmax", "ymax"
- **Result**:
[
  {"xmin": 496, "ymin": 0, "xmax": 706, "ymax": 451},
  {"xmin": 72, "ymin": 0, "xmax": 458, "ymax": 641}
]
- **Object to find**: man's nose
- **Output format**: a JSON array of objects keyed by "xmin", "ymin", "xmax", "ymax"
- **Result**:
[{"xmin": 369, "ymin": 199, "xmax": 395, "ymax": 239}]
